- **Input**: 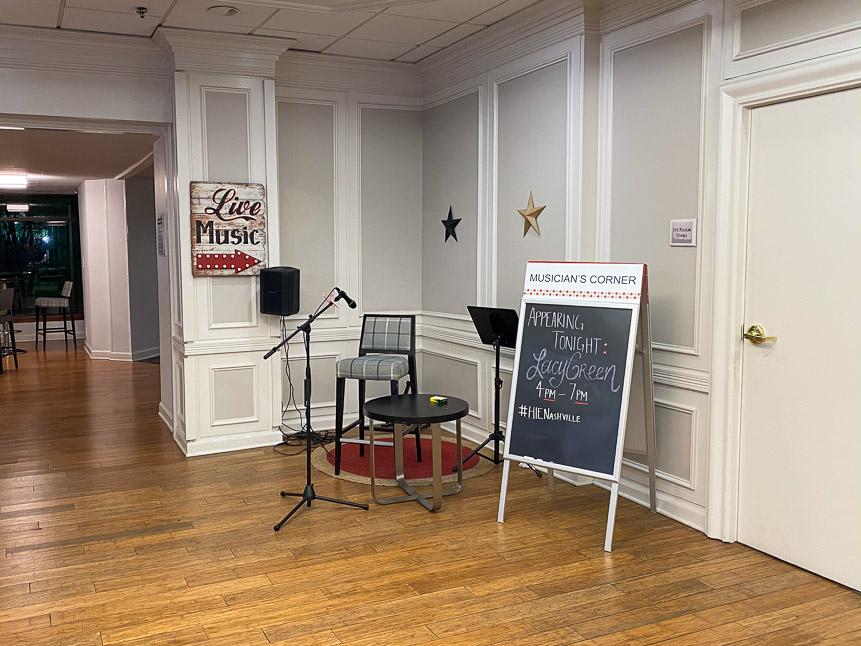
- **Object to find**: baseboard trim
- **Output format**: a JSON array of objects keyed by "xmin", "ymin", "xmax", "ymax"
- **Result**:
[
  {"xmin": 85, "ymin": 344, "xmax": 133, "ymax": 361},
  {"xmin": 133, "ymin": 346, "xmax": 160, "ymax": 361},
  {"xmin": 158, "ymin": 402, "xmax": 173, "ymax": 431},
  {"xmin": 175, "ymin": 429, "xmax": 284, "ymax": 457},
  {"xmin": 591, "ymin": 477, "xmax": 706, "ymax": 532}
]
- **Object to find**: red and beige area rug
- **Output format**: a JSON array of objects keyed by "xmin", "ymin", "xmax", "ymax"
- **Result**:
[{"xmin": 311, "ymin": 435, "xmax": 495, "ymax": 486}]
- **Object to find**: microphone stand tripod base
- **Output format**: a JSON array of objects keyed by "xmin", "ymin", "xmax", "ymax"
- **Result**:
[{"xmin": 274, "ymin": 484, "xmax": 368, "ymax": 531}]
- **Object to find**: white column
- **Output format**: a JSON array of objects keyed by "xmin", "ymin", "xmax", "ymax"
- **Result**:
[{"xmin": 154, "ymin": 28, "xmax": 293, "ymax": 456}]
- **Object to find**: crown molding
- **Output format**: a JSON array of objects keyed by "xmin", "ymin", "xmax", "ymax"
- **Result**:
[
  {"xmin": 154, "ymin": 27, "xmax": 294, "ymax": 78},
  {"xmin": 0, "ymin": 25, "xmax": 170, "ymax": 78},
  {"xmin": 276, "ymin": 51, "xmax": 423, "ymax": 96},
  {"xmin": 418, "ymin": 0, "xmax": 586, "ymax": 95},
  {"xmin": 600, "ymin": 0, "xmax": 697, "ymax": 34}
]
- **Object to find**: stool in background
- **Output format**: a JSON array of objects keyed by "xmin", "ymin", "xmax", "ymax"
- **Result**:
[
  {"xmin": 35, "ymin": 281, "xmax": 76, "ymax": 351},
  {"xmin": 0, "ymin": 287, "xmax": 18, "ymax": 373}
]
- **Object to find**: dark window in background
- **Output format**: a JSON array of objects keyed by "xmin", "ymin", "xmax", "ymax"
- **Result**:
[{"xmin": 0, "ymin": 195, "xmax": 83, "ymax": 317}]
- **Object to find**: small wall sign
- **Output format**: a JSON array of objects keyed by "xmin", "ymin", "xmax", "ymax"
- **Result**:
[
  {"xmin": 190, "ymin": 181, "xmax": 267, "ymax": 276},
  {"xmin": 156, "ymin": 212, "xmax": 167, "ymax": 257},
  {"xmin": 670, "ymin": 219, "xmax": 697, "ymax": 247}
]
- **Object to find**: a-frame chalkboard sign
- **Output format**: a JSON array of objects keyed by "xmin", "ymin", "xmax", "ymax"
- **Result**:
[{"xmin": 497, "ymin": 261, "xmax": 657, "ymax": 551}]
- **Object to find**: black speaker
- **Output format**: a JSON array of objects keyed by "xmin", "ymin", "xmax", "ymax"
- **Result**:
[{"xmin": 260, "ymin": 267, "xmax": 300, "ymax": 316}]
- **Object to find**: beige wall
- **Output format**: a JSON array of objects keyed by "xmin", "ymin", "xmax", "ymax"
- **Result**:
[
  {"xmin": 125, "ymin": 177, "xmax": 160, "ymax": 359},
  {"xmin": 421, "ymin": 92, "xmax": 479, "ymax": 316},
  {"xmin": 360, "ymin": 107, "xmax": 423, "ymax": 313}
]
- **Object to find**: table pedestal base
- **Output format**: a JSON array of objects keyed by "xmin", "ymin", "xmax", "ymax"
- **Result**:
[{"xmin": 369, "ymin": 419, "xmax": 463, "ymax": 511}]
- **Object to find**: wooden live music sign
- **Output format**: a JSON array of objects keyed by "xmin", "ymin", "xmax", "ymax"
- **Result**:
[
  {"xmin": 190, "ymin": 181, "xmax": 268, "ymax": 277},
  {"xmin": 497, "ymin": 261, "xmax": 657, "ymax": 552}
]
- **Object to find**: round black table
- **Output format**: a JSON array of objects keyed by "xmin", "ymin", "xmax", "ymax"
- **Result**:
[{"xmin": 364, "ymin": 394, "xmax": 469, "ymax": 512}]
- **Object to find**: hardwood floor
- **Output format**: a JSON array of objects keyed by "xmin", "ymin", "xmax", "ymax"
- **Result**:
[{"xmin": 0, "ymin": 345, "xmax": 858, "ymax": 645}]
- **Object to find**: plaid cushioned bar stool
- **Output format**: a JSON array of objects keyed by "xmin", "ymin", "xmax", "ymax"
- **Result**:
[
  {"xmin": 35, "ymin": 281, "xmax": 77, "ymax": 351},
  {"xmin": 334, "ymin": 314, "xmax": 421, "ymax": 476},
  {"xmin": 0, "ymin": 287, "xmax": 18, "ymax": 373}
]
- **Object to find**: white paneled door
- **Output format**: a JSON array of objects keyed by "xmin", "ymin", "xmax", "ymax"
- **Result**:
[{"xmin": 738, "ymin": 87, "xmax": 861, "ymax": 591}]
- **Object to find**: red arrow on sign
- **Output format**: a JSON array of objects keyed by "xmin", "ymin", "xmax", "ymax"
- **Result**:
[{"xmin": 195, "ymin": 249, "xmax": 262, "ymax": 274}]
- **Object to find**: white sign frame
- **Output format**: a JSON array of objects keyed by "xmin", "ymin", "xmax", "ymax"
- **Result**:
[{"xmin": 497, "ymin": 261, "xmax": 657, "ymax": 551}]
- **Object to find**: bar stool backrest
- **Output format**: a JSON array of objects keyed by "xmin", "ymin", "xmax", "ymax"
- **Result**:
[
  {"xmin": 0, "ymin": 287, "xmax": 13, "ymax": 317},
  {"xmin": 358, "ymin": 314, "xmax": 415, "ymax": 357}
]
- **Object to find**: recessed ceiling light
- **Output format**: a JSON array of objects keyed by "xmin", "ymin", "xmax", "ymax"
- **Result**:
[
  {"xmin": 0, "ymin": 126, "xmax": 24, "ymax": 131},
  {"xmin": 5, "ymin": 204, "xmax": 29, "ymax": 212},
  {"xmin": 207, "ymin": 5, "xmax": 240, "ymax": 16},
  {"xmin": 0, "ymin": 174, "xmax": 27, "ymax": 189}
]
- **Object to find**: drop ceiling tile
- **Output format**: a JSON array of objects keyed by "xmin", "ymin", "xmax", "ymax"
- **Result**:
[
  {"xmin": 385, "ymin": 0, "xmax": 506, "ymax": 23},
  {"xmin": 65, "ymin": 0, "xmax": 173, "ymax": 16},
  {"xmin": 322, "ymin": 37, "xmax": 413, "ymax": 60},
  {"xmin": 348, "ymin": 13, "xmax": 457, "ymax": 45},
  {"xmin": 62, "ymin": 7, "xmax": 161, "ymax": 36},
  {"xmin": 395, "ymin": 44, "xmax": 442, "ymax": 63},
  {"xmin": 279, "ymin": 0, "xmax": 385, "ymax": 9},
  {"xmin": 254, "ymin": 28, "xmax": 337, "ymax": 52},
  {"xmin": 424, "ymin": 22, "xmax": 483, "ymax": 48},
  {"xmin": 161, "ymin": 17, "xmax": 252, "ymax": 33},
  {"xmin": 469, "ymin": 0, "xmax": 541, "ymax": 25},
  {"xmin": 0, "ymin": 1, "xmax": 59, "ymax": 29},
  {"xmin": 166, "ymin": 0, "xmax": 277, "ymax": 28},
  {"xmin": 260, "ymin": 7, "xmax": 374, "ymax": 36}
]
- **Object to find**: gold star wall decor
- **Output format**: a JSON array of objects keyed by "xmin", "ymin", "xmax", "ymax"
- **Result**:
[{"xmin": 518, "ymin": 191, "xmax": 545, "ymax": 237}]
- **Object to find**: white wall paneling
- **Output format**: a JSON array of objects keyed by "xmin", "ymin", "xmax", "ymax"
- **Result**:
[
  {"xmin": 187, "ymin": 353, "xmax": 278, "ymax": 454},
  {"xmin": 157, "ymin": 30, "xmax": 290, "ymax": 455},
  {"xmin": 189, "ymin": 78, "xmax": 269, "ymax": 342},
  {"xmin": 594, "ymin": 0, "xmax": 721, "ymax": 531},
  {"xmin": 707, "ymin": 50, "xmax": 861, "ymax": 540},
  {"xmin": 357, "ymin": 101, "xmax": 424, "ymax": 315},
  {"xmin": 279, "ymin": 350, "xmax": 342, "ymax": 430},
  {"xmin": 421, "ymin": 347, "xmax": 483, "ymax": 422},
  {"xmin": 275, "ymin": 92, "xmax": 344, "ymax": 328},
  {"xmin": 598, "ymin": 0, "xmax": 721, "ymax": 362},
  {"xmin": 153, "ymin": 135, "xmax": 175, "ymax": 429},
  {"xmin": 173, "ymin": 356, "xmax": 186, "ymax": 441},
  {"xmin": 421, "ymin": 89, "xmax": 481, "ymax": 316},
  {"xmin": 207, "ymin": 277, "xmax": 258, "ymax": 329},
  {"xmin": 211, "ymin": 364, "xmax": 259, "ymax": 427},
  {"xmin": 77, "ymin": 179, "xmax": 133, "ymax": 361},
  {"xmin": 489, "ymin": 39, "xmax": 583, "ymax": 311},
  {"xmin": 723, "ymin": 0, "xmax": 861, "ymax": 79},
  {"xmin": 625, "ymin": 397, "xmax": 699, "ymax": 491}
]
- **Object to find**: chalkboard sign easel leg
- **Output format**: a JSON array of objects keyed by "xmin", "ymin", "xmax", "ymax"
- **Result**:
[
  {"xmin": 497, "ymin": 460, "xmax": 512, "ymax": 522},
  {"xmin": 604, "ymin": 482, "xmax": 620, "ymax": 552}
]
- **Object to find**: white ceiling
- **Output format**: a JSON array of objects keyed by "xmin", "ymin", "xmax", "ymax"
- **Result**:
[
  {"xmin": 0, "ymin": 0, "xmax": 550, "ymax": 193},
  {"xmin": 0, "ymin": 0, "xmax": 545, "ymax": 63},
  {"xmin": 0, "ymin": 128, "xmax": 159, "ymax": 194}
]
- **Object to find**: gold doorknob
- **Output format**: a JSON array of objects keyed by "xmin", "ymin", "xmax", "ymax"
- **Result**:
[{"xmin": 743, "ymin": 324, "xmax": 777, "ymax": 344}]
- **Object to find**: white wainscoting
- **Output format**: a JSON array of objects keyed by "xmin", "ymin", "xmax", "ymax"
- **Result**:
[{"xmin": 723, "ymin": 0, "xmax": 861, "ymax": 79}]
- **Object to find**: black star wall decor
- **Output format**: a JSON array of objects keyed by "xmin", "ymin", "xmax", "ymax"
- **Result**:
[{"xmin": 441, "ymin": 206, "xmax": 461, "ymax": 243}]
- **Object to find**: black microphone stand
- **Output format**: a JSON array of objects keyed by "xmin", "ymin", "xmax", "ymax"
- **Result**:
[{"xmin": 264, "ymin": 295, "xmax": 368, "ymax": 531}]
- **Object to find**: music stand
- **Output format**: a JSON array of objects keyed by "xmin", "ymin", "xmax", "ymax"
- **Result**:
[{"xmin": 455, "ymin": 306, "xmax": 533, "ymax": 471}]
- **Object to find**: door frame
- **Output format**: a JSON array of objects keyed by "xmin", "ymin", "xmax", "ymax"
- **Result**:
[
  {"xmin": 0, "ymin": 114, "xmax": 181, "ymax": 435},
  {"xmin": 706, "ymin": 49, "xmax": 861, "ymax": 542}
]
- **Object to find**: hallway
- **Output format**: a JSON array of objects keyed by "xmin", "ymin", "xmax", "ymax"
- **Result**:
[{"xmin": 0, "ymin": 347, "xmax": 858, "ymax": 645}]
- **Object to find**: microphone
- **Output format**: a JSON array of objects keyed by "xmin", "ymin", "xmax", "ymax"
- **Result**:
[{"xmin": 334, "ymin": 287, "xmax": 357, "ymax": 309}]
